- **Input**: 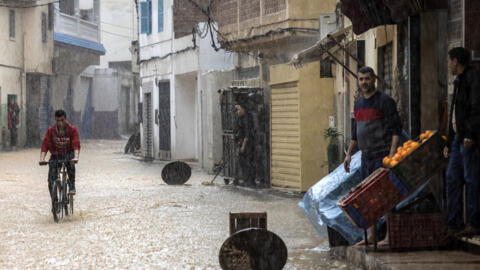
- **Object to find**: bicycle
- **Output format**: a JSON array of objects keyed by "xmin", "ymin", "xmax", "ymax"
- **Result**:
[{"xmin": 40, "ymin": 159, "xmax": 76, "ymax": 222}]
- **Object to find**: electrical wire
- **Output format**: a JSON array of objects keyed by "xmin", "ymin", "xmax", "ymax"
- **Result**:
[
  {"xmin": 101, "ymin": 29, "xmax": 134, "ymax": 40},
  {"xmin": 101, "ymin": 20, "xmax": 134, "ymax": 31},
  {"xmin": 0, "ymin": 0, "xmax": 60, "ymax": 8}
]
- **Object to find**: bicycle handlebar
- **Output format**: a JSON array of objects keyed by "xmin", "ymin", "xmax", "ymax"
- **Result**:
[{"xmin": 39, "ymin": 159, "xmax": 78, "ymax": 166}]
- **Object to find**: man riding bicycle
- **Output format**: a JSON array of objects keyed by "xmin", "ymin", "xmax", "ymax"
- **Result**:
[{"xmin": 39, "ymin": 110, "xmax": 80, "ymax": 201}]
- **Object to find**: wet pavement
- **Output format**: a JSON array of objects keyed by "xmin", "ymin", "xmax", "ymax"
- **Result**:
[{"xmin": 0, "ymin": 140, "xmax": 357, "ymax": 269}]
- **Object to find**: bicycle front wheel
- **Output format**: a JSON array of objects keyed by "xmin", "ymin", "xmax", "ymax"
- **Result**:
[
  {"xmin": 56, "ymin": 181, "xmax": 64, "ymax": 222},
  {"xmin": 51, "ymin": 181, "xmax": 63, "ymax": 222}
]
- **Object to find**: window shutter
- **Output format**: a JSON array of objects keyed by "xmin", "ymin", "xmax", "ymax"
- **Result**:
[
  {"xmin": 42, "ymin": 12, "xmax": 47, "ymax": 43},
  {"xmin": 158, "ymin": 0, "xmax": 163, "ymax": 32},
  {"xmin": 48, "ymin": 3, "xmax": 54, "ymax": 30},
  {"xmin": 9, "ymin": 10, "xmax": 15, "ymax": 38},
  {"xmin": 148, "ymin": 0, "xmax": 152, "ymax": 34},
  {"xmin": 140, "ymin": 2, "xmax": 149, "ymax": 34}
]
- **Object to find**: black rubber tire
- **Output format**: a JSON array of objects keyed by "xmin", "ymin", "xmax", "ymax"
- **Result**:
[
  {"xmin": 51, "ymin": 181, "xmax": 59, "ymax": 223},
  {"xmin": 64, "ymin": 184, "xmax": 69, "ymax": 216},
  {"xmin": 52, "ymin": 181, "xmax": 63, "ymax": 223},
  {"xmin": 69, "ymin": 194, "xmax": 74, "ymax": 215}
]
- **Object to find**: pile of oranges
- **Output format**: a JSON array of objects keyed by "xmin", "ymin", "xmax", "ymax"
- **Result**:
[
  {"xmin": 419, "ymin": 130, "xmax": 435, "ymax": 143},
  {"xmin": 382, "ymin": 130, "xmax": 436, "ymax": 168},
  {"xmin": 383, "ymin": 140, "xmax": 420, "ymax": 168}
]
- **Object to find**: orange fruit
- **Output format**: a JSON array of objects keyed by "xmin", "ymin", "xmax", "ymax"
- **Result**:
[
  {"xmin": 411, "ymin": 142, "xmax": 419, "ymax": 148},
  {"xmin": 420, "ymin": 133, "xmax": 426, "ymax": 140},
  {"xmin": 390, "ymin": 160, "xmax": 399, "ymax": 167},
  {"xmin": 442, "ymin": 135, "xmax": 447, "ymax": 141},
  {"xmin": 393, "ymin": 153, "xmax": 402, "ymax": 162},
  {"xmin": 397, "ymin": 146, "xmax": 404, "ymax": 153},
  {"xmin": 383, "ymin": 157, "xmax": 391, "ymax": 166}
]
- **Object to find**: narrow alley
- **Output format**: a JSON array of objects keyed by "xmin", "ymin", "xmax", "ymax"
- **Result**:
[{"xmin": 0, "ymin": 140, "xmax": 355, "ymax": 269}]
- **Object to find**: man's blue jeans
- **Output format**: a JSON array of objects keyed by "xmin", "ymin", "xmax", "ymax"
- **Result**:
[{"xmin": 446, "ymin": 135, "xmax": 480, "ymax": 229}]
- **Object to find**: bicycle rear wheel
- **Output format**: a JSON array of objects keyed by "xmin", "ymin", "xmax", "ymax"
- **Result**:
[
  {"xmin": 63, "ymin": 183, "xmax": 69, "ymax": 216},
  {"xmin": 69, "ymin": 194, "xmax": 74, "ymax": 215}
]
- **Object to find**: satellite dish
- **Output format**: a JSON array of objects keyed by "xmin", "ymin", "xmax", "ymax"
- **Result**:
[{"xmin": 161, "ymin": 161, "xmax": 192, "ymax": 185}]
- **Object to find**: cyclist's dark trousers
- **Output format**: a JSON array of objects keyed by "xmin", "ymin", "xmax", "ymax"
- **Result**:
[{"xmin": 47, "ymin": 152, "xmax": 76, "ymax": 200}]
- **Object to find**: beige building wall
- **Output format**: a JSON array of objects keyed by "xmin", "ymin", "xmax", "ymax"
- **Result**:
[
  {"xmin": 269, "ymin": 62, "xmax": 334, "ymax": 191},
  {"xmin": 0, "ymin": 6, "xmax": 53, "ymax": 147}
]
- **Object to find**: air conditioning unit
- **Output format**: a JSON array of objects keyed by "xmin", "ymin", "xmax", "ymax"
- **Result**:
[
  {"xmin": 472, "ymin": 50, "xmax": 480, "ymax": 62},
  {"xmin": 79, "ymin": 0, "xmax": 94, "ymax": 10},
  {"xmin": 319, "ymin": 13, "xmax": 339, "ymax": 40}
]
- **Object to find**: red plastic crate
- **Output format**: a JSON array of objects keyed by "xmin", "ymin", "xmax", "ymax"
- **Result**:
[
  {"xmin": 387, "ymin": 213, "xmax": 447, "ymax": 249},
  {"xmin": 337, "ymin": 168, "xmax": 408, "ymax": 229}
]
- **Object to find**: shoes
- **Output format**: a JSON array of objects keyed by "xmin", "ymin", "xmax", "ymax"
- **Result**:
[
  {"xmin": 68, "ymin": 183, "xmax": 76, "ymax": 195},
  {"xmin": 456, "ymin": 225, "xmax": 480, "ymax": 238}
]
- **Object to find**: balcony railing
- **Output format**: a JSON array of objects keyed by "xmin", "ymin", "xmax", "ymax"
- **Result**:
[{"xmin": 54, "ymin": 9, "xmax": 100, "ymax": 43}]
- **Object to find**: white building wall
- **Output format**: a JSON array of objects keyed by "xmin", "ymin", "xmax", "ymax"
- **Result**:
[
  {"xmin": 99, "ymin": 0, "xmax": 138, "ymax": 68},
  {"xmin": 174, "ymin": 74, "xmax": 197, "ymax": 160},
  {"xmin": 93, "ymin": 69, "xmax": 119, "ymax": 112},
  {"xmin": 138, "ymin": 2, "xmax": 236, "ymax": 163}
]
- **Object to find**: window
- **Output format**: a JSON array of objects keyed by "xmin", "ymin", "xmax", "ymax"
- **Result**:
[
  {"xmin": 140, "ymin": 1, "xmax": 152, "ymax": 34},
  {"xmin": 378, "ymin": 43, "xmax": 393, "ymax": 93},
  {"xmin": 9, "ymin": 10, "xmax": 15, "ymax": 38},
  {"xmin": 48, "ymin": 3, "xmax": 54, "ymax": 30},
  {"xmin": 320, "ymin": 60, "xmax": 333, "ymax": 78},
  {"xmin": 158, "ymin": 0, "xmax": 163, "ymax": 32},
  {"xmin": 42, "ymin": 12, "xmax": 47, "ymax": 43}
]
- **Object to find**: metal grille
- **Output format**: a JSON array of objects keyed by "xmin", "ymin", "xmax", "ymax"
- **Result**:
[
  {"xmin": 143, "ymin": 93, "xmax": 153, "ymax": 159},
  {"xmin": 220, "ymin": 88, "xmax": 270, "ymax": 186}
]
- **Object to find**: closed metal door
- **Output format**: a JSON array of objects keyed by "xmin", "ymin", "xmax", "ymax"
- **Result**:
[
  {"xmin": 143, "ymin": 93, "xmax": 153, "ymax": 159},
  {"xmin": 158, "ymin": 81, "xmax": 171, "ymax": 160}
]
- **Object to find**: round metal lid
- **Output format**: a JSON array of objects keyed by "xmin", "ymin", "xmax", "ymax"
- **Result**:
[
  {"xmin": 161, "ymin": 161, "xmax": 192, "ymax": 185},
  {"xmin": 219, "ymin": 228, "xmax": 288, "ymax": 270}
]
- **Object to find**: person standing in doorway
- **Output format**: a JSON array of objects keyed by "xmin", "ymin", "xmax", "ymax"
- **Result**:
[
  {"xmin": 7, "ymin": 99, "xmax": 20, "ymax": 151},
  {"xmin": 235, "ymin": 101, "xmax": 256, "ymax": 188},
  {"xmin": 344, "ymin": 66, "xmax": 403, "ymax": 246},
  {"xmin": 444, "ymin": 47, "xmax": 480, "ymax": 237}
]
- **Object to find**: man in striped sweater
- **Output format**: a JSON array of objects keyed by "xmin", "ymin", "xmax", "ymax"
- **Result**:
[{"xmin": 344, "ymin": 66, "xmax": 403, "ymax": 246}]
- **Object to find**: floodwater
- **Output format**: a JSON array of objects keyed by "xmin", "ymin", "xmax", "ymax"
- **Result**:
[{"xmin": 0, "ymin": 140, "xmax": 356, "ymax": 269}]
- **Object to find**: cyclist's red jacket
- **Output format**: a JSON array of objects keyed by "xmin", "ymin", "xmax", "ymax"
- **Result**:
[{"xmin": 41, "ymin": 123, "xmax": 81, "ymax": 155}]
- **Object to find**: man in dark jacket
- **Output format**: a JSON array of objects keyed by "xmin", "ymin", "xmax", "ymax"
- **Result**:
[
  {"xmin": 444, "ymin": 47, "xmax": 480, "ymax": 237},
  {"xmin": 344, "ymin": 66, "xmax": 403, "ymax": 246},
  {"xmin": 235, "ymin": 102, "xmax": 256, "ymax": 187}
]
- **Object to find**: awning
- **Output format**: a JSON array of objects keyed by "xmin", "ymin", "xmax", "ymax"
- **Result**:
[
  {"xmin": 54, "ymin": 32, "xmax": 106, "ymax": 55},
  {"xmin": 291, "ymin": 24, "xmax": 391, "ymax": 88},
  {"xmin": 291, "ymin": 26, "xmax": 352, "ymax": 68},
  {"xmin": 341, "ymin": 0, "xmax": 447, "ymax": 35}
]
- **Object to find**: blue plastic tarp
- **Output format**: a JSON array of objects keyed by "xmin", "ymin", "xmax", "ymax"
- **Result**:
[
  {"xmin": 299, "ymin": 151, "xmax": 364, "ymax": 244},
  {"xmin": 298, "ymin": 149, "xmax": 434, "ymax": 245}
]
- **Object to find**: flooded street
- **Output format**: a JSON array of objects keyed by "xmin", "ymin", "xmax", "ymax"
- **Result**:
[{"xmin": 0, "ymin": 140, "xmax": 355, "ymax": 269}]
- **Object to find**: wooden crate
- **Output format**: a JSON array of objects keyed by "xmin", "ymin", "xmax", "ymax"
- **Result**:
[
  {"xmin": 387, "ymin": 213, "xmax": 447, "ymax": 249},
  {"xmin": 337, "ymin": 168, "xmax": 408, "ymax": 229},
  {"xmin": 391, "ymin": 131, "xmax": 447, "ymax": 191},
  {"xmin": 229, "ymin": 212, "xmax": 267, "ymax": 235}
]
